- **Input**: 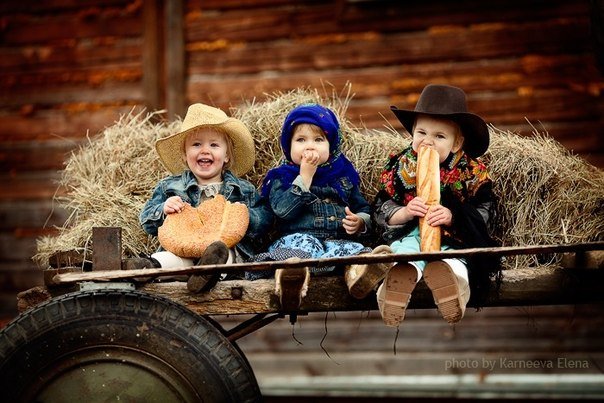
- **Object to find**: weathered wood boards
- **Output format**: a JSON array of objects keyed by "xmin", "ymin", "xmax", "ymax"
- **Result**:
[
  {"xmin": 44, "ymin": 241, "xmax": 604, "ymax": 284},
  {"xmin": 16, "ymin": 263, "xmax": 604, "ymax": 315},
  {"xmin": 16, "ymin": 242, "xmax": 604, "ymax": 314}
]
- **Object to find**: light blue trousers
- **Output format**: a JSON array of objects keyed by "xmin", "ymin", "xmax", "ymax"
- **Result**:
[{"xmin": 390, "ymin": 227, "xmax": 468, "ymax": 280}]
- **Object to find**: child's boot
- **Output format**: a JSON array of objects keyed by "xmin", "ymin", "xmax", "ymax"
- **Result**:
[
  {"xmin": 376, "ymin": 262, "xmax": 419, "ymax": 327},
  {"xmin": 122, "ymin": 256, "xmax": 162, "ymax": 270},
  {"xmin": 187, "ymin": 241, "xmax": 230, "ymax": 293},
  {"xmin": 122, "ymin": 255, "xmax": 162, "ymax": 283},
  {"xmin": 275, "ymin": 257, "xmax": 310, "ymax": 311},
  {"xmin": 345, "ymin": 245, "xmax": 393, "ymax": 299},
  {"xmin": 423, "ymin": 259, "xmax": 470, "ymax": 323}
]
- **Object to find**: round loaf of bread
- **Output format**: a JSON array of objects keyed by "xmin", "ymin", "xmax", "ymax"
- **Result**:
[{"xmin": 158, "ymin": 194, "xmax": 250, "ymax": 258}]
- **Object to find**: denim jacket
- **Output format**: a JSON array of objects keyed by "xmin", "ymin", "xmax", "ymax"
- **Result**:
[
  {"xmin": 140, "ymin": 170, "xmax": 273, "ymax": 259},
  {"xmin": 267, "ymin": 175, "xmax": 372, "ymax": 241}
]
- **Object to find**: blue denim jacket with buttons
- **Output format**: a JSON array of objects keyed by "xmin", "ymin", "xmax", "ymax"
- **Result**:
[
  {"xmin": 267, "ymin": 175, "xmax": 372, "ymax": 241},
  {"xmin": 140, "ymin": 169, "xmax": 273, "ymax": 259}
]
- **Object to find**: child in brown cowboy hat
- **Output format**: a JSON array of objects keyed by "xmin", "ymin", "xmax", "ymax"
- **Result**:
[
  {"xmin": 139, "ymin": 103, "xmax": 273, "ymax": 292},
  {"xmin": 372, "ymin": 84, "xmax": 500, "ymax": 326}
]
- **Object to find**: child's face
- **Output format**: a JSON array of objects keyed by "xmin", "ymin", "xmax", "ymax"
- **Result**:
[
  {"xmin": 184, "ymin": 128, "xmax": 230, "ymax": 185},
  {"xmin": 289, "ymin": 124, "xmax": 330, "ymax": 166},
  {"xmin": 411, "ymin": 115, "xmax": 464, "ymax": 163}
]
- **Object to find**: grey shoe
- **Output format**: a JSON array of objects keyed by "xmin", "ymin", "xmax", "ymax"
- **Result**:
[
  {"xmin": 187, "ymin": 241, "xmax": 229, "ymax": 293},
  {"xmin": 122, "ymin": 256, "xmax": 161, "ymax": 270}
]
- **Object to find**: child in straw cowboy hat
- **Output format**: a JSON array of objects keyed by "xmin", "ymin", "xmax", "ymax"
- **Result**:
[
  {"xmin": 371, "ymin": 84, "xmax": 500, "ymax": 326},
  {"xmin": 248, "ymin": 104, "xmax": 392, "ymax": 310},
  {"xmin": 139, "ymin": 103, "xmax": 273, "ymax": 292}
]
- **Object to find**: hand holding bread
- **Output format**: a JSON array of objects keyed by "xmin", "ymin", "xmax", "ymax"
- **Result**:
[{"xmin": 158, "ymin": 194, "xmax": 249, "ymax": 258}]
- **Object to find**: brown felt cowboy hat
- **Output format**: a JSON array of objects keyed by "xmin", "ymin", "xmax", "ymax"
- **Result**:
[
  {"xmin": 156, "ymin": 103, "xmax": 255, "ymax": 176},
  {"xmin": 390, "ymin": 84, "xmax": 489, "ymax": 158}
]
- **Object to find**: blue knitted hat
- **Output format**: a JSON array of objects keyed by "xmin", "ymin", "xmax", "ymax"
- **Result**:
[{"xmin": 280, "ymin": 104, "xmax": 340, "ymax": 161}]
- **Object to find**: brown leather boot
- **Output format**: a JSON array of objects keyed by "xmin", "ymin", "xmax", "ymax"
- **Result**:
[
  {"xmin": 275, "ymin": 258, "xmax": 310, "ymax": 311},
  {"xmin": 122, "ymin": 256, "xmax": 161, "ymax": 270},
  {"xmin": 122, "ymin": 256, "xmax": 162, "ymax": 283},
  {"xmin": 187, "ymin": 241, "xmax": 229, "ymax": 293}
]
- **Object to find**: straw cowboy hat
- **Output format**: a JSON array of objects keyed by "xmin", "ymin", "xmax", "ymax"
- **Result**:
[
  {"xmin": 156, "ymin": 103, "xmax": 255, "ymax": 176},
  {"xmin": 390, "ymin": 84, "xmax": 489, "ymax": 158}
]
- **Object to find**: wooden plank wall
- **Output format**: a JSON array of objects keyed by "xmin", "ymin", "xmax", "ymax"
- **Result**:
[
  {"xmin": 223, "ymin": 305, "xmax": 604, "ymax": 398},
  {"xmin": 184, "ymin": 0, "xmax": 603, "ymax": 165},
  {"xmin": 0, "ymin": 0, "xmax": 603, "ymax": 316},
  {"xmin": 0, "ymin": 0, "xmax": 145, "ymax": 312}
]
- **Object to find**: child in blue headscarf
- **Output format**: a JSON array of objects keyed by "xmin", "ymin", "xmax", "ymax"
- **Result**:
[{"xmin": 248, "ymin": 104, "xmax": 392, "ymax": 311}]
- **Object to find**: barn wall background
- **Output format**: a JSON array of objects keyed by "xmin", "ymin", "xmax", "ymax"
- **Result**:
[
  {"xmin": 1, "ymin": 0, "xmax": 603, "ymax": 398},
  {"xmin": 2, "ymin": 0, "xmax": 602, "ymax": 314}
]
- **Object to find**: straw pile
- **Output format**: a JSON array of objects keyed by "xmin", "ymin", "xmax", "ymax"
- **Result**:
[
  {"xmin": 34, "ymin": 86, "xmax": 603, "ymax": 271},
  {"xmin": 486, "ymin": 126, "xmax": 604, "ymax": 269},
  {"xmin": 234, "ymin": 85, "xmax": 408, "ymax": 200},
  {"xmin": 34, "ymin": 109, "xmax": 175, "ymax": 266}
]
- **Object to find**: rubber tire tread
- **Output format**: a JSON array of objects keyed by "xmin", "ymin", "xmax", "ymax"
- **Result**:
[{"xmin": 0, "ymin": 289, "xmax": 261, "ymax": 402}]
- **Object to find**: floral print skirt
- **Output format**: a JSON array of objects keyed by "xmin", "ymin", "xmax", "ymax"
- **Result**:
[{"xmin": 245, "ymin": 233, "xmax": 371, "ymax": 280}]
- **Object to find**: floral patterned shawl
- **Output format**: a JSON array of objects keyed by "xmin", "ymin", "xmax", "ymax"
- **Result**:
[
  {"xmin": 379, "ymin": 145, "xmax": 491, "ymax": 206},
  {"xmin": 377, "ymin": 145, "xmax": 500, "ymax": 307}
]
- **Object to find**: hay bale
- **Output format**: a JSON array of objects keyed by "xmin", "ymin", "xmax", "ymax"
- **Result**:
[
  {"xmin": 34, "ymin": 109, "xmax": 174, "ymax": 267},
  {"xmin": 233, "ymin": 84, "xmax": 408, "ymax": 200},
  {"xmin": 34, "ymin": 86, "xmax": 603, "ymax": 272},
  {"xmin": 486, "ymin": 126, "xmax": 604, "ymax": 269}
]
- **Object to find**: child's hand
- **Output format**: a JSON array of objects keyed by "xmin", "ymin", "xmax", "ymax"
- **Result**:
[
  {"xmin": 406, "ymin": 196, "xmax": 428, "ymax": 218},
  {"xmin": 164, "ymin": 196, "xmax": 186, "ymax": 214},
  {"xmin": 343, "ymin": 206, "xmax": 365, "ymax": 235},
  {"xmin": 425, "ymin": 204, "xmax": 453, "ymax": 227},
  {"xmin": 388, "ymin": 196, "xmax": 428, "ymax": 225},
  {"xmin": 301, "ymin": 150, "xmax": 321, "ymax": 166},
  {"xmin": 300, "ymin": 150, "xmax": 320, "ymax": 187}
]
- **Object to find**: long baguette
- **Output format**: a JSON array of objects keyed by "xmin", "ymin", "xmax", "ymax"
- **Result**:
[{"xmin": 416, "ymin": 146, "xmax": 441, "ymax": 252}]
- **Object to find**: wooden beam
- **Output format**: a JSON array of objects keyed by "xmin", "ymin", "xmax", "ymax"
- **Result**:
[
  {"xmin": 0, "ymin": 172, "xmax": 64, "ymax": 201},
  {"xmin": 165, "ymin": 0, "xmax": 185, "ymax": 119},
  {"xmin": 142, "ymin": 0, "xmax": 164, "ymax": 111},
  {"xmin": 16, "ymin": 266, "xmax": 604, "ymax": 315},
  {"xmin": 49, "ymin": 242, "xmax": 604, "ymax": 285},
  {"xmin": 142, "ymin": 267, "xmax": 604, "ymax": 312},
  {"xmin": 186, "ymin": 19, "xmax": 590, "ymax": 74},
  {"xmin": 92, "ymin": 227, "xmax": 122, "ymax": 272}
]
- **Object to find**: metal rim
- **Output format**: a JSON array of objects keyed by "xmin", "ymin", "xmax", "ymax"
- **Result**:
[{"xmin": 25, "ymin": 344, "xmax": 201, "ymax": 402}]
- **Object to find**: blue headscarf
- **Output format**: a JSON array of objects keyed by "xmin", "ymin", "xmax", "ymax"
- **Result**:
[{"xmin": 261, "ymin": 104, "xmax": 361, "ymax": 202}]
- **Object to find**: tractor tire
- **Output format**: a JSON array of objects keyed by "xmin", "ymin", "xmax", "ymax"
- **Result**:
[{"xmin": 0, "ymin": 289, "xmax": 261, "ymax": 402}]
